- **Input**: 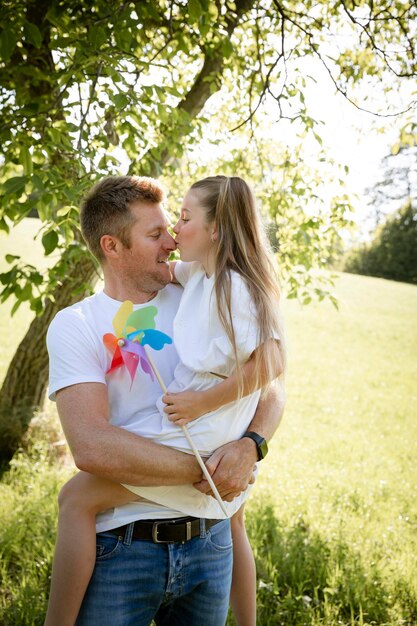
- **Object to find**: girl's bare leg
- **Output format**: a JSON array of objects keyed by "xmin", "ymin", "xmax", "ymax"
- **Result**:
[
  {"xmin": 44, "ymin": 471, "xmax": 136, "ymax": 626},
  {"xmin": 230, "ymin": 504, "xmax": 257, "ymax": 626}
]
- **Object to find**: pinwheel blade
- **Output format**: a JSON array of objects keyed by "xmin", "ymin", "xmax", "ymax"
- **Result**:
[
  {"xmin": 121, "ymin": 350, "xmax": 139, "ymax": 384},
  {"xmin": 103, "ymin": 333, "xmax": 118, "ymax": 350},
  {"xmin": 106, "ymin": 346, "xmax": 124, "ymax": 374},
  {"xmin": 139, "ymin": 356, "xmax": 155, "ymax": 381},
  {"xmin": 140, "ymin": 328, "xmax": 173, "ymax": 350},
  {"xmin": 113, "ymin": 300, "xmax": 133, "ymax": 337},
  {"xmin": 126, "ymin": 306, "xmax": 158, "ymax": 332}
]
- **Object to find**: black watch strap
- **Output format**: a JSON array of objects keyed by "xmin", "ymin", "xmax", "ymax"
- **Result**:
[{"xmin": 241, "ymin": 431, "xmax": 268, "ymax": 461}]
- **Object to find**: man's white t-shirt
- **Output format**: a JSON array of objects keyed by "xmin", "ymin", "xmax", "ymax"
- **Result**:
[
  {"xmin": 47, "ymin": 264, "xmax": 274, "ymax": 527},
  {"xmin": 47, "ymin": 285, "xmax": 192, "ymax": 530}
]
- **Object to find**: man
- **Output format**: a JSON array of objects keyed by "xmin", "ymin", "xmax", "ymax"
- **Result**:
[{"xmin": 47, "ymin": 175, "xmax": 285, "ymax": 625}]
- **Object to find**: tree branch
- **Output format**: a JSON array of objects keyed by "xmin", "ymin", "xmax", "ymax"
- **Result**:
[{"xmin": 130, "ymin": 0, "xmax": 257, "ymax": 176}]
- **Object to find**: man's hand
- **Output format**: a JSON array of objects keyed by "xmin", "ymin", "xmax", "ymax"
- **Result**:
[
  {"xmin": 193, "ymin": 378, "xmax": 286, "ymax": 502},
  {"xmin": 193, "ymin": 438, "xmax": 258, "ymax": 501}
]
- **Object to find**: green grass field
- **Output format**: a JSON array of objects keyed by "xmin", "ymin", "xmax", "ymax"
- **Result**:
[{"xmin": 1, "ymin": 221, "xmax": 416, "ymax": 625}]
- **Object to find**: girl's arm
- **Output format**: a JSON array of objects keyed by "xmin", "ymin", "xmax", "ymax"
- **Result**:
[{"xmin": 162, "ymin": 338, "xmax": 283, "ymax": 426}]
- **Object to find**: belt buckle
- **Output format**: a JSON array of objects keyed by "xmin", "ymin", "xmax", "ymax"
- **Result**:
[
  {"xmin": 152, "ymin": 521, "xmax": 165, "ymax": 543},
  {"xmin": 185, "ymin": 520, "xmax": 192, "ymax": 541},
  {"xmin": 151, "ymin": 519, "xmax": 193, "ymax": 543}
]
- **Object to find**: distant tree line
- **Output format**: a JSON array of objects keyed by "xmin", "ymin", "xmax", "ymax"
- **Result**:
[
  {"xmin": 344, "ymin": 143, "xmax": 417, "ymax": 285},
  {"xmin": 344, "ymin": 201, "xmax": 417, "ymax": 285}
]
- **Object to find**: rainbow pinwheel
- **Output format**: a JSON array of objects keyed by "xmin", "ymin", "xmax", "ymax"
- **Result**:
[
  {"xmin": 103, "ymin": 301, "xmax": 172, "ymax": 386},
  {"xmin": 103, "ymin": 301, "xmax": 229, "ymax": 516}
]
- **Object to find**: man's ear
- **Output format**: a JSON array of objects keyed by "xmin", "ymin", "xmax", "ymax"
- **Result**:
[{"xmin": 100, "ymin": 234, "xmax": 120, "ymax": 259}]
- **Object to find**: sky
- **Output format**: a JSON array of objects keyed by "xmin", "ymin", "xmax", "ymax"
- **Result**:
[{"xmin": 269, "ymin": 57, "xmax": 416, "ymax": 242}]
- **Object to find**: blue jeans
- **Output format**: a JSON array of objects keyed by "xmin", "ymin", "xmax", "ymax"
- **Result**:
[{"xmin": 75, "ymin": 519, "xmax": 232, "ymax": 626}]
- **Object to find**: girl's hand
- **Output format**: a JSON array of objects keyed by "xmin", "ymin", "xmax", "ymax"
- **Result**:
[{"xmin": 162, "ymin": 390, "xmax": 209, "ymax": 427}]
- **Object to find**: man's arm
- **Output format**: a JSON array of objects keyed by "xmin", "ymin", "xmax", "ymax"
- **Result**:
[
  {"xmin": 194, "ymin": 378, "xmax": 286, "ymax": 501},
  {"xmin": 57, "ymin": 382, "xmax": 202, "ymax": 486}
]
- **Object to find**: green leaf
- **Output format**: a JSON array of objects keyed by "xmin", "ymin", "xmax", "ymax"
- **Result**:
[
  {"xmin": 56, "ymin": 205, "xmax": 77, "ymax": 217},
  {"xmin": 113, "ymin": 93, "xmax": 129, "ymax": 109},
  {"xmin": 37, "ymin": 194, "xmax": 52, "ymax": 221},
  {"xmin": 0, "ymin": 218, "xmax": 9, "ymax": 233},
  {"xmin": 98, "ymin": 153, "xmax": 121, "ymax": 167},
  {"xmin": 157, "ymin": 103, "xmax": 167, "ymax": 119},
  {"xmin": 20, "ymin": 146, "xmax": 33, "ymax": 176},
  {"xmin": 5, "ymin": 254, "xmax": 20, "ymax": 264},
  {"xmin": 31, "ymin": 272, "xmax": 43, "ymax": 286},
  {"xmin": 31, "ymin": 299, "xmax": 43, "ymax": 315},
  {"xmin": 88, "ymin": 25, "xmax": 107, "ymax": 49},
  {"xmin": 41, "ymin": 230, "xmax": 59, "ymax": 255},
  {"xmin": 198, "ymin": 19, "xmax": 210, "ymax": 37},
  {"xmin": 313, "ymin": 132, "xmax": 323, "ymax": 146},
  {"xmin": 20, "ymin": 283, "xmax": 33, "ymax": 301},
  {"xmin": 188, "ymin": 0, "xmax": 202, "ymax": 22},
  {"xmin": 221, "ymin": 39, "xmax": 233, "ymax": 58},
  {"xmin": 177, "ymin": 36, "xmax": 189, "ymax": 54},
  {"xmin": 4, "ymin": 176, "xmax": 27, "ymax": 196},
  {"xmin": 208, "ymin": 3, "xmax": 219, "ymax": 19},
  {"xmin": 32, "ymin": 174, "xmax": 45, "ymax": 191},
  {"xmin": 45, "ymin": 5, "xmax": 67, "ymax": 29},
  {"xmin": 114, "ymin": 29, "xmax": 132, "ymax": 52},
  {"xmin": 24, "ymin": 22, "xmax": 43, "ymax": 48},
  {"xmin": 0, "ymin": 28, "xmax": 17, "ymax": 61},
  {"xmin": 0, "ymin": 270, "xmax": 13, "ymax": 286},
  {"xmin": 11, "ymin": 299, "xmax": 21, "ymax": 317}
]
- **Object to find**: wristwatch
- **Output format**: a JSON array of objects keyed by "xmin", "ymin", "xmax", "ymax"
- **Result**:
[{"xmin": 241, "ymin": 431, "xmax": 268, "ymax": 461}]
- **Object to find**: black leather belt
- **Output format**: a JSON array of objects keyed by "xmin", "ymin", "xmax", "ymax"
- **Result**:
[{"xmin": 105, "ymin": 516, "xmax": 222, "ymax": 544}]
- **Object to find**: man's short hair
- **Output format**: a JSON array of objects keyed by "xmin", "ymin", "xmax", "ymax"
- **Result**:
[{"xmin": 80, "ymin": 176, "xmax": 165, "ymax": 261}]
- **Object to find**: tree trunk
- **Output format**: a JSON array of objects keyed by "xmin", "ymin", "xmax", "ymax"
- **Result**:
[{"xmin": 0, "ymin": 253, "xmax": 97, "ymax": 464}]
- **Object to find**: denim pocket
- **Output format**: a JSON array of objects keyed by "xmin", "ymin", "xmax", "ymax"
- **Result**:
[
  {"xmin": 206, "ymin": 521, "xmax": 233, "ymax": 552},
  {"xmin": 95, "ymin": 533, "xmax": 122, "ymax": 560}
]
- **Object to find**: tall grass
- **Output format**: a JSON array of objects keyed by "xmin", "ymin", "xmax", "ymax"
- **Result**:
[
  {"xmin": 0, "ymin": 223, "xmax": 416, "ymax": 625},
  {"xmin": 0, "ymin": 436, "xmax": 71, "ymax": 625},
  {"xmin": 232, "ymin": 272, "xmax": 417, "ymax": 625}
]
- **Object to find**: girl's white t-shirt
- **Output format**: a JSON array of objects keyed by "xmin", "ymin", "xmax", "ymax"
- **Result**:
[
  {"xmin": 156, "ymin": 261, "xmax": 263, "ymax": 453},
  {"xmin": 125, "ymin": 262, "xmax": 274, "ymax": 518}
]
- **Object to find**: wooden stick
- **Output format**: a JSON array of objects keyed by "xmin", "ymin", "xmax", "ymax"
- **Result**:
[{"xmin": 143, "ymin": 346, "xmax": 229, "ymax": 517}]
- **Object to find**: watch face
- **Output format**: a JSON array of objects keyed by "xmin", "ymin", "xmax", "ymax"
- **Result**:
[
  {"xmin": 259, "ymin": 439, "xmax": 268, "ymax": 460},
  {"xmin": 242, "ymin": 431, "xmax": 268, "ymax": 461}
]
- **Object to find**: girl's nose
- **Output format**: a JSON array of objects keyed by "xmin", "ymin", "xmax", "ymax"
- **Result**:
[{"xmin": 173, "ymin": 220, "xmax": 180, "ymax": 234}]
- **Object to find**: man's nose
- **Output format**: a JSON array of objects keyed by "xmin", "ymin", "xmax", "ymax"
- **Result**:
[{"xmin": 163, "ymin": 232, "xmax": 176, "ymax": 251}]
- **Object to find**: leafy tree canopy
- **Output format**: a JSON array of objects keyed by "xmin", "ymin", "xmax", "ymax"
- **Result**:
[{"xmin": 1, "ymin": 0, "xmax": 416, "ymax": 313}]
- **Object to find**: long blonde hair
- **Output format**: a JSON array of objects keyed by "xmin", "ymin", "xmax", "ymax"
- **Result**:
[{"xmin": 190, "ymin": 175, "xmax": 286, "ymax": 393}]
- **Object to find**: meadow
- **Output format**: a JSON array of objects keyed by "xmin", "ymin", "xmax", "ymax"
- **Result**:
[{"xmin": 0, "ymin": 221, "xmax": 416, "ymax": 625}]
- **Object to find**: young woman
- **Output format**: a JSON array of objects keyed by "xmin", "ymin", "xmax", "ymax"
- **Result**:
[{"xmin": 44, "ymin": 175, "xmax": 285, "ymax": 626}]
